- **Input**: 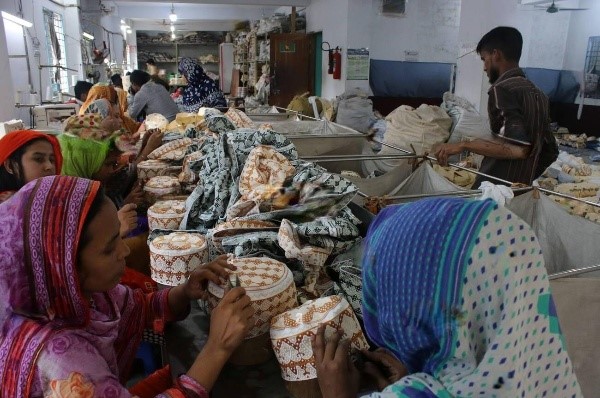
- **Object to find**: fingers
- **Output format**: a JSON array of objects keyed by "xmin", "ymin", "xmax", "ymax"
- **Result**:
[
  {"xmin": 222, "ymin": 287, "xmax": 247, "ymax": 303},
  {"xmin": 324, "ymin": 329, "xmax": 342, "ymax": 361},
  {"xmin": 363, "ymin": 361, "xmax": 389, "ymax": 391},
  {"xmin": 121, "ymin": 203, "xmax": 137, "ymax": 212},
  {"xmin": 335, "ymin": 339, "xmax": 352, "ymax": 371},
  {"xmin": 311, "ymin": 324, "xmax": 326, "ymax": 364}
]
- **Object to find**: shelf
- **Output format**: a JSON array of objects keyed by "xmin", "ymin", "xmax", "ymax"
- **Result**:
[{"xmin": 138, "ymin": 42, "xmax": 220, "ymax": 47}]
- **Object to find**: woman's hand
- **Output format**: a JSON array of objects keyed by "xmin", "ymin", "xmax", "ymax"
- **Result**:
[
  {"xmin": 122, "ymin": 183, "xmax": 144, "ymax": 206},
  {"xmin": 311, "ymin": 325, "xmax": 360, "ymax": 398},
  {"xmin": 184, "ymin": 255, "xmax": 236, "ymax": 300},
  {"xmin": 361, "ymin": 348, "xmax": 408, "ymax": 391},
  {"xmin": 136, "ymin": 128, "xmax": 164, "ymax": 163},
  {"xmin": 187, "ymin": 287, "xmax": 253, "ymax": 391},
  {"xmin": 117, "ymin": 203, "xmax": 138, "ymax": 238},
  {"xmin": 207, "ymin": 287, "xmax": 254, "ymax": 355}
]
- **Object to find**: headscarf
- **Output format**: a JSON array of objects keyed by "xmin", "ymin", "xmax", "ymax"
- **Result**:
[
  {"xmin": 362, "ymin": 198, "xmax": 582, "ymax": 397},
  {"xmin": 0, "ymin": 176, "xmax": 148, "ymax": 396},
  {"xmin": 178, "ymin": 57, "xmax": 227, "ymax": 112},
  {"xmin": 0, "ymin": 130, "xmax": 63, "ymax": 196},
  {"xmin": 79, "ymin": 84, "xmax": 139, "ymax": 134},
  {"xmin": 59, "ymin": 114, "xmax": 114, "ymax": 178},
  {"xmin": 0, "ymin": 176, "xmax": 98, "ymax": 395}
]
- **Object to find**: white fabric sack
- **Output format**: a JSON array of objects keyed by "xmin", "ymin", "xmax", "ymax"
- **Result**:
[
  {"xmin": 441, "ymin": 92, "xmax": 493, "ymax": 143},
  {"xmin": 379, "ymin": 104, "xmax": 451, "ymax": 156},
  {"xmin": 336, "ymin": 89, "xmax": 375, "ymax": 134}
]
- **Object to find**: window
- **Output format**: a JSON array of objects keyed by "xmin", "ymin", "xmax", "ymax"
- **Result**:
[
  {"xmin": 381, "ymin": 0, "xmax": 406, "ymax": 16},
  {"xmin": 584, "ymin": 37, "xmax": 600, "ymax": 99},
  {"xmin": 43, "ymin": 9, "xmax": 67, "ymax": 97}
]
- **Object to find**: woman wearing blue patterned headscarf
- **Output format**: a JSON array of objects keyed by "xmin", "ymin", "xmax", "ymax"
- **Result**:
[
  {"xmin": 312, "ymin": 198, "xmax": 582, "ymax": 397},
  {"xmin": 178, "ymin": 57, "xmax": 226, "ymax": 112}
]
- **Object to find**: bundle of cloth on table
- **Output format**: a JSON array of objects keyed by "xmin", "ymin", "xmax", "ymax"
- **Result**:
[
  {"xmin": 535, "ymin": 151, "xmax": 600, "ymax": 224},
  {"xmin": 140, "ymin": 108, "xmax": 362, "ymax": 301}
]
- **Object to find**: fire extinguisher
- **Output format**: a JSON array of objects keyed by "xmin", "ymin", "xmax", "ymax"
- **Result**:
[{"xmin": 333, "ymin": 47, "xmax": 342, "ymax": 80}]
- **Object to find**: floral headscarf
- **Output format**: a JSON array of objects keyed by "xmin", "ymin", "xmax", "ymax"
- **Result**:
[
  {"xmin": 79, "ymin": 84, "xmax": 139, "ymax": 134},
  {"xmin": 178, "ymin": 57, "xmax": 227, "ymax": 112}
]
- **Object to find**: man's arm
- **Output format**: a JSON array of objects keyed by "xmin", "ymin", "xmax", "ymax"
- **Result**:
[
  {"xmin": 127, "ymin": 87, "xmax": 147, "ymax": 120},
  {"xmin": 433, "ymin": 137, "xmax": 530, "ymax": 166}
]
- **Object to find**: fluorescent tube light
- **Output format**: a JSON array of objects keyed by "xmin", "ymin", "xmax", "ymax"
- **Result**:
[
  {"xmin": 1, "ymin": 11, "xmax": 33, "ymax": 28},
  {"xmin": 82, "ymin": 32, "xmax": 94, "ymax": 40}
]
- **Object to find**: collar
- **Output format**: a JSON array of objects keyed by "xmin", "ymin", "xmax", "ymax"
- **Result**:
[{"xmin": 491, "ymin": 67, "xmax": 525, "ymax": 89}]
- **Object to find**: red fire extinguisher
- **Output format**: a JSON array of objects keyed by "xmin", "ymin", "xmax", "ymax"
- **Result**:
[{"xmin": 332, "ymin": 47, "xmax": 342, "ymax": 80}]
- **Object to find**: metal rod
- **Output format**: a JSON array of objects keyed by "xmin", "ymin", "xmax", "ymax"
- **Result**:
[
  {"xmin": 287, "ymin": 134, "xmax": 365, "ymax": 139},
  {"xmin": 304, "ymin": 154, "xmax": 420, "ymax": 162},
  {"xmin": 381, "ymin": 187, "xmax": 533, "ymax": 201},
  {"xmin": 38, "ymin": 64, "xmax": 79, "ymax": 72},
  {"xmin": 549, "ymin": 264, "xmax": 600, "ymax": 280},
  {"xmin": 536, "ymin": 187, "xmax": 600, "ymax": 209}
]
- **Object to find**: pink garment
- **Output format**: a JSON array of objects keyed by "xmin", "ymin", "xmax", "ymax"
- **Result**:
[{"xmin": 0, "ymin": 176, "xmax": 206, "ymax": 398}]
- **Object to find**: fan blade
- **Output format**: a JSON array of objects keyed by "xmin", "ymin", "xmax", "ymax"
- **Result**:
[{"xmin": 557, "ymin": 7, "xmax": 589, "ymax": 10}]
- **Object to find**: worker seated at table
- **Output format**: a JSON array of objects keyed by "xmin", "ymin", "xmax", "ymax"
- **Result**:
[
  {"xmin": 70, "ymin": 80, "xmax": 94, "ymax": 105},
  {"xmin": 0, "ymin": 130, "xmax": 62, "ymax": 204},
  {"xmin": 128, "ymin": 70, "xmax": 179, "ymax": 122},
  {"xmin": 312, "ymin": 197, "xmax": 582, "ymax": 397},
  {"xmin": 0, "ymin": 175, "xmax": 254, "ymax": 397},
  {"xmin": 178, "ymin": 57, "xmax": 227, "ymax": 112}
]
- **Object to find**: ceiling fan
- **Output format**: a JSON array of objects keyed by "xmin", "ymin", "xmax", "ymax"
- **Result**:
[{"xmin": 534, "ymin": 1, "xmax": 588, "ymax": 13}]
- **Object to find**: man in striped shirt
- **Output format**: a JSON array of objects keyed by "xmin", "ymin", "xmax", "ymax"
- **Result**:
[{"xmin": 434, "ymin": 26, "xmax": 558, "ymax": 187}]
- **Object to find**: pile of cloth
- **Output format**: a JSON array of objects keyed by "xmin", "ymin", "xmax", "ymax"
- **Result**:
[{"xmin": 145, "ymin": 108, "xmax": 362, "ymax": 298}]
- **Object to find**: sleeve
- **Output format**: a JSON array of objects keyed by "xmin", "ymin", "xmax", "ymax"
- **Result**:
[
  {"xmin": 490, "ymin": 85, "xmax": 532, "ymax": 146},
  {"xmin": 364, "ymin": 374, "xmax": 448, "ymax": 397},
  {"xmin": 128, "ymin": 88, "xmax": 148, "ymax": 120},
  {"xmin": 35, "ymin": 333, "xmax": 208, "ymax": 398}
]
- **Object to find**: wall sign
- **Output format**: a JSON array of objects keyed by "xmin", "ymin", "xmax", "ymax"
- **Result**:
[
  {"xmin": 279, "ymin": 42, "xmax": 296, "ymax": 53},
  {"xmin": 346, "ymin": 48, "xmax": 369, "ymax": 80}
]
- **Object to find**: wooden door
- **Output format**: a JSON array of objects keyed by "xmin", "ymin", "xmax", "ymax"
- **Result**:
[{"xmin": 269, "ymin": 33, "xmax": 315, "ymax": 108}]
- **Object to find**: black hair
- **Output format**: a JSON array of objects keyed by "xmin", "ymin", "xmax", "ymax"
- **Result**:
[
  {"xmin": 146, "ymin": 58, "xmax": 156, "ymax": 66},
  {"xmin": 129, "ymin": 69, "xmax": 151, "ymax": 87},
  {"xmin": 79, "ymin": 185, "xmax": 107, "ymax": 250},
  {"xmin": 110, "ymin": 73, "xmax": 123, "ymax": 88},
  {"xmin": 476, "ymin": 26, "xmax": 523, "ymax": 62},
  {"xmin": 0, "ymin": 138, "xmax": 47, "ymax": 192},
  {"xmin": 74, "ymin": 81, "xmax": 94, "ymax": 101}
]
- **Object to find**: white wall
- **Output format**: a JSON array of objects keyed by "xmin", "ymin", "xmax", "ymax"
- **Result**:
[
  {"xmin": 454, "ymin": 0, "xmax": 574, "ymax": 114},
  {"xmin": 368, "ymin": 0, "xmax": 461, "ymax": 63},
  {"xmin": 563, "ymin": 0, "xmax": 600, "ymax": 76},
  {"xmin": 0, "ymin": 20, "xmax": 15, "ymax": 122},
  {"xmin": 306, "ymin": 0, "xmax": 349, "ymax": 99}
]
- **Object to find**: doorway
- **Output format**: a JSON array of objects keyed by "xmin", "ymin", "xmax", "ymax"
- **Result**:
[{"xmin": 314, "ymin": 31, "xmax": 322, "ymax": 97}]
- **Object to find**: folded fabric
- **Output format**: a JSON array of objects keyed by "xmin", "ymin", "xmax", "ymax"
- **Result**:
[
  {"xmin": 225, "ymin": 108, "xmax": 255, "ymax": 129},
  {"xmin": 148, "ymin": 138, "xmax": 194, "ymax": 161},
  {"xmin": 478, "ymin": 181, "xmax": 514, "ymax": 207}
]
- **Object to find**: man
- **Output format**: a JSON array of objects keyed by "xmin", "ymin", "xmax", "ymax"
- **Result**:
[
  {"xmin": 127, "ymin": 70, "xmax": 178, "ymax": 122},
  {"xmin": 110, "ymin": 74, "xmax": 128, "ymax": 113},
  {"xmin": 73, "ymin": 81, "xmax": 93, "ymax": 104},
  {"xmin": 434, "ymin": 26, "xmax": 558, "ymax": 187}
]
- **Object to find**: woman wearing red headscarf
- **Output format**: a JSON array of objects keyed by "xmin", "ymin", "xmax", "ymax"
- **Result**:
[{"xmin": 0, "ymin": 130, "xmax": 63, "ymax": 203}]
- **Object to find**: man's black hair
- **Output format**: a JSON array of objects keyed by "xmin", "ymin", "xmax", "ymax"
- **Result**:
[
  {"xmin": 110, "ymin": 73, "xmax": 123, "ymax": 88},
  {"xmin": 74, "ymin": 81, "xmax": 94, "ymax": 101},
  {"xmin": 129, "ymin": 70, "xmax": 151, "ymax": 87},
  {"xmin": 476, "ymin": 26, "xmax": 523, "ymax": 62},
  {"xmin": 146, "ymin": 58, "xmax": 156, "ymax": 66}
]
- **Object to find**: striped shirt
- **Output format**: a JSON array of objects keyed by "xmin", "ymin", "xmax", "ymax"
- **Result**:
[{"xmin": 475, "ymin": 68, "xmax": 557, "ymax": 186}]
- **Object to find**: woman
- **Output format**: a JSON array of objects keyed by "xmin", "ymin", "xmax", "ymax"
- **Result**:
[
  {"xmin": 0, "ymin": 175, "xmax": 254, "ymax": 397},
  {"xmin": 79, "ymin": 84, "xmax": 139, "ymax": 134},
  {"xmin": 312, "ymin": 198, "xmax": 582, "ymax": 397},
  {"xmin": 178, "ymin": 57, "xmax": 226, "ymax": 112},
  {"xmin": 0, "ymin": 130, "xmax": 62, "ymax": 203}
]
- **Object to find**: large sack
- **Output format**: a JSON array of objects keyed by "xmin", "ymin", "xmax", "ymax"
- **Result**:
[
  {"xmin": 379, "ymin": 104, "xmax": 451, "ymax": 156},
  {"xmin": 441, "ymin": 92, "xmax": 493, "ymax": 143},
  {"xmin": 335, "ymin": 89, "xmax": 375, "ymax": 134}
]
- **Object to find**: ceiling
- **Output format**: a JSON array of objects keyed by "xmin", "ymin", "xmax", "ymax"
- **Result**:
[{"xmin": 114, "ymin": 1, "xmax": 308, "ymax": 32}]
